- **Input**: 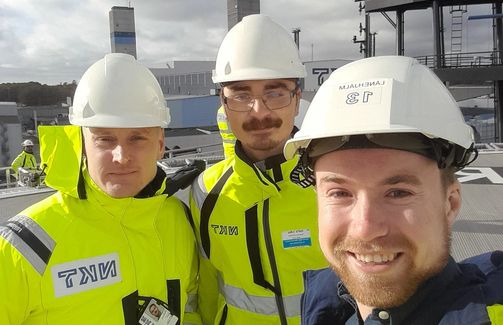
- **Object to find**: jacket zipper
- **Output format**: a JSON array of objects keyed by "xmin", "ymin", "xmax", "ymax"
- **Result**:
[{"xmin": 262, "ymin": 198, "xmax": 288, "ymax": 325}]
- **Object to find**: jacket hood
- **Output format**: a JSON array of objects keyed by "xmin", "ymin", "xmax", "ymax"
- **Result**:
[{"xmin": 39, "ymin": 125, "xmax": 83, "ymax": 198}]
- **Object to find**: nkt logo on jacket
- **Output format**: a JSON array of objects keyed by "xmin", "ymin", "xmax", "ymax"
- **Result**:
[
  {"xmin": 211, "ymin": 224, "xmax": 239, "ymax": 235},
  {"xmin": 51, "ymin": 253, "xmax": 121, "ymax": 297}
]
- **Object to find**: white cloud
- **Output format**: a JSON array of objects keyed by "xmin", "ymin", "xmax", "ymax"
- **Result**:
[{"xmin": 0, "ymin": 0, "xmax": 495, "ymax": 84}]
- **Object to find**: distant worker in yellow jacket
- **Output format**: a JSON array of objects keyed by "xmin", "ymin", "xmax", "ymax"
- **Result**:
[
  {"xmin": 216, "ymin": 105, "xmax": 237, "ymax": 159},
  {"xmin": 0, "ymin": 53, "xmax": 201, "ymax": 324},
  {"xmin": 190, "ymin": 15, "xmax": 327, "ymax": 325},
  {"xmin": 11, "ymin": 139, "xmax": 37, "ymax": 178}
]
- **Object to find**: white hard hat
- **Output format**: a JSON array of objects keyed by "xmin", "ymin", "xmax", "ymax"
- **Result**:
[
  {"xmin": 212, "ymin": 14, "xmax": 306, "ymax": 83},
  {"xmin": 284, "ymin": 56, "xmax": 474, "ymax": 161},
  {"xmin": 22, "ymin": 139, "xmax": 34, "ymax": 146},
  {"xmin": 69, "ymin": 53, "xmax": 170, "ymax": 128}
]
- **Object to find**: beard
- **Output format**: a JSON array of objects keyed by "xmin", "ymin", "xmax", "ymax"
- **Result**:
[
  {"xmin": 242, "ymin": 116, "xmax": 284, "ymax": 152},
  {"xmin": 330, "ymin": 223, "xmax": 451, "ymax": 309}
]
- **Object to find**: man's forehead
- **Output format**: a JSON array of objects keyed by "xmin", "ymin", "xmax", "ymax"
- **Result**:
[
  {"xmin": 85, "ymin": 127, "xmax": 157, "ymax": 135},
  {"xmin": 225, "ymin": 79, "xmax": 296, "ymax": 91},
  {"xmin": 315, "ymin": 148, "xmax": 434, "ymax": 184}
]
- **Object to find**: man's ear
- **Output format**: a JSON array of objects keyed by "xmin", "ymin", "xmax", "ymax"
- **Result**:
[
  {"xmin": 445, "ymin": 180, "xmax": 462, "ymax": 227},
  {"xmin": 157, "ymin": 128, "xmax": 165, "ymax": 160},
  {"xmin": 294, "ymin": 89, "xmax": 301, "ymax": 116}
]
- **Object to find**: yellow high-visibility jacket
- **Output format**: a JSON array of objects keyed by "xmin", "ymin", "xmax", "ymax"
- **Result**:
[
  {"xmin": 0, "ymin": 126, "xmax": 201, "ymax": 325},
  {"xmin": 216, "ymin": 106, "xmax": 236, "ymax": 159},
  {"xmin": 11, "ymin": 150, "xmax": 37, "ymax": 176},
  {"xmin": 189, "ymin": 142, "xmax": 327, "ymax": 325}
]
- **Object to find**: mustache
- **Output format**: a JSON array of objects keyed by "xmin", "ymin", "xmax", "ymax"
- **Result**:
[
  {"xmin": 333, "ymin": 235, "xmax": 414, "ymax": 254},
  {"xmin": 242, "ymin": 117, "xmax": 282, "ymax": 131}
]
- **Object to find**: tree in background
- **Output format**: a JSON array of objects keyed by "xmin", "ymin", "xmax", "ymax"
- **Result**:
[{"xmin": 0, "ymin": 81, "xmax": 77, "ymax": 106}]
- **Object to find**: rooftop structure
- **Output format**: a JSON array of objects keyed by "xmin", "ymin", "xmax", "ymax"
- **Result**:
[
  {"xmin": 362, "ymin": 0, "xmax": 503, "ymax": 142},
  {"xmin": 227, "ymin": 0, "xmax": 260, "ymax": 30}
]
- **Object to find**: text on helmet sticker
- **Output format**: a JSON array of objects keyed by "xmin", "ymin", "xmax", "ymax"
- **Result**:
[{"xmin": 337, "ymin": 79, "xmax": 390, "ymax": 108}]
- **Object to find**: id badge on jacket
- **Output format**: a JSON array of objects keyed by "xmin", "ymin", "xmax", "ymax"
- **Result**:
[{"xmin": 138, "ymin": 298, "xmax": 178, "ymax": 325}]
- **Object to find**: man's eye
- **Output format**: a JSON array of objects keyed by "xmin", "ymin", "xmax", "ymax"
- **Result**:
[
  {"xmin": 387, "ymin": 189, "xmax": 413, "ymax": 198},
  {"xmin": 264, "ymin": 91, "xmax": 286, "ymax": 100},
  {"xmin": 231, "ymin": 94, "xmax": 251, "ymax": 102},
  {"xmin": 327, "ymin": 189, "xmax": 352, "ymax": 198},
  {"xmin": 130, "ymin": 136, "xmax": 147, "ymax": 141},
  {"xmin": 96, "ymin": 137, "xmax": 114, "ymax": 143}
]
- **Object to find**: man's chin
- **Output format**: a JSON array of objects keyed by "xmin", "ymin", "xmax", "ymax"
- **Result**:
[
  {"xmin": 334, "ymin": 266, "xmax": 414, "ymax": 308},
  {"xmin": 103, "ymin": 183, "xmax": 141, "ymax": 198},
  {"xmin": 331, "ymin": 257, "xmax": 446, "ymax": 309}
]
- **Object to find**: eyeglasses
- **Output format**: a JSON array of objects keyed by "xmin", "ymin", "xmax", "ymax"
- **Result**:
[{"xmin": 223, "ymin": 89, "xmax": 297, "ymax": 112}]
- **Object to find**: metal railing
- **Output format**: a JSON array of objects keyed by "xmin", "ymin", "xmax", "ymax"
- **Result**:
[
  {"xmin": 415, "ymin": 51, "xmax": 503, "ymax": 69},
  {"xmin": 164, "ymin": 142, "xmax": 223, "ymax": 159},
  {"xmin": 475, "ymin": 142, "xmax": 503, "ymax": 152},
  {"xmin": 2, "ymin": 141, "xmax": 503, "ymax": 199},
  {"xmin": 1, "ymin": 143, "xmax": 224, "ymax": 189},
  {"xmin": 0, "ymin": 166, "xmax": 17, "ymax": 189}
]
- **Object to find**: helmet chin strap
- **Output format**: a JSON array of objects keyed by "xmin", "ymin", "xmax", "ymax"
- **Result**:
[
  {"xmin": 431, "ymin": 140, "xmax": 478, "ymax": 170},
  {"xmin": 290, "ymin": 148, "xmax": 315, "ymax": 188}
]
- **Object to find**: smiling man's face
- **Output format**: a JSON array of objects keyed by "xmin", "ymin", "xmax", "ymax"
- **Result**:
[
  {"xmin": 83, "ymin": 127, "xmax": 164, "ymax": 198},
  {"xmin": 314, "ymin": 148, "xmax": 461, "ymax": 311}
]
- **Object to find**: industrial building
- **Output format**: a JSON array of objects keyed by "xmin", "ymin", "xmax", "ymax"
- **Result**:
[
  {"xmin": 227, "ymin": 0, "xmax": 260, "ymax": 30},
  {"xmin": 109, "ymin": 6, "xmax": 137, "ymax": 58},
  {"xmin": 150, "ymin": 61, "xmax": 216, "ymax": 96},
  {"xmin": 0, "ymin": 102, "xmax": 23, "ymax": 167}
]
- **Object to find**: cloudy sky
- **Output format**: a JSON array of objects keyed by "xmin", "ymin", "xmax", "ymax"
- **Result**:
[{"xmin": 0, "ymin": 0, "xmax": 496, "ymax": 85}]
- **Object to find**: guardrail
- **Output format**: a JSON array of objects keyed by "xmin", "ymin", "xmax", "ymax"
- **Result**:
[
  {"xmin": 415, "ymin": 51, "xmax": 503, "ymax": 69},
  {"xmin": 1, "ymin": 143, "xmax": 224, "ymax": 189},
  {"xmin": 1, "ymin": 142, "xmax": 502, "ymax": 199},
  {"xmin": 475, "ymin": 142, "xmax": 503, "ymax": 152},
  {"xmin": 0, "ymin": 166, "xmax": 17, "ymax": 189},
  {"xmin": 164, "ymin": 142, "xmax": 222, "ymax": 159}
]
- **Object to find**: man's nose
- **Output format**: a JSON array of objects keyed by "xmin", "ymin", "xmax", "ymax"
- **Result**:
[
  {"xmin": 249, "ymin": 97, "xmax": 271, "ymax": 117},
  {"xmin": 348, "ymin": 194, "xmax": 389, "ymax": 242},
  {"xmin": 112, "ymin": 145, "xmax": 130, "ymax": 164}
]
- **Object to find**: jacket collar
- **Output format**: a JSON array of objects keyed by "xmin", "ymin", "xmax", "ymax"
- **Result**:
[
  {"xmin": 233, "ymin": 140, "xmax": 299, "ymax": 191},
  {"xmin": 134, "ymin": 167, "xmax": 167, "ymax": 198},
  {"xmin": 82, "ymin": 166, "xmax": 168, "ymax": 221}
]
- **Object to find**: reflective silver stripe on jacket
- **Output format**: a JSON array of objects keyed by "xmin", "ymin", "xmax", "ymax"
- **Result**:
[
  {"xmin": 0, "ymin": 215, "xmax": 56, "ymax": 275},
  {"xmin": 217, "ymin": 112, "xmax": 227, "ymax": 122},
  {"xmin": 191, "ymin": 174, "xmax": 209, "ymax": 259},
  {"xmin": 192, "ymin": 173, "xmax": 208, "ymax": 212},
  {"xmin": 219, "ymin": 278, "xmax": 302, "ymax": 317},
  {"xmin": 185, "ymin": 293, "xmax": 198, "ymax": 313}
]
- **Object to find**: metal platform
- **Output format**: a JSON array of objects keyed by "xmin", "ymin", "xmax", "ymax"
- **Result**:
[{"xmin": 451, "ymin": 148, "xmax": 503, "ymax": 260}]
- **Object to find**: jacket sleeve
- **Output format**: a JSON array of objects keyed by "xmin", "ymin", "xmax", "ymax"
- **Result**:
[
  {"xmin": 10, "ymin": 153, "xmax": 24, "ymax": 175},
  {"xmin": 0, "ymin": 234, "xmax": 33, "ymax": 324},
  {"xmin": 28, "ymin": 153, "xmax": 37, "ymax": 169},
  {"xmin": 175, "ymin": 200, "xmax": 202, "ymax": 325},
  {"xmin": 183, "ymin": 229, "xmax": 203, "ymax": 325},
  {"xmin": 197, "ymin": 256, "xmax": 220, "ymax": 325},
  {"xmin": 189, "ymin": 181, "xmax": 220, "ymax": 325}
]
